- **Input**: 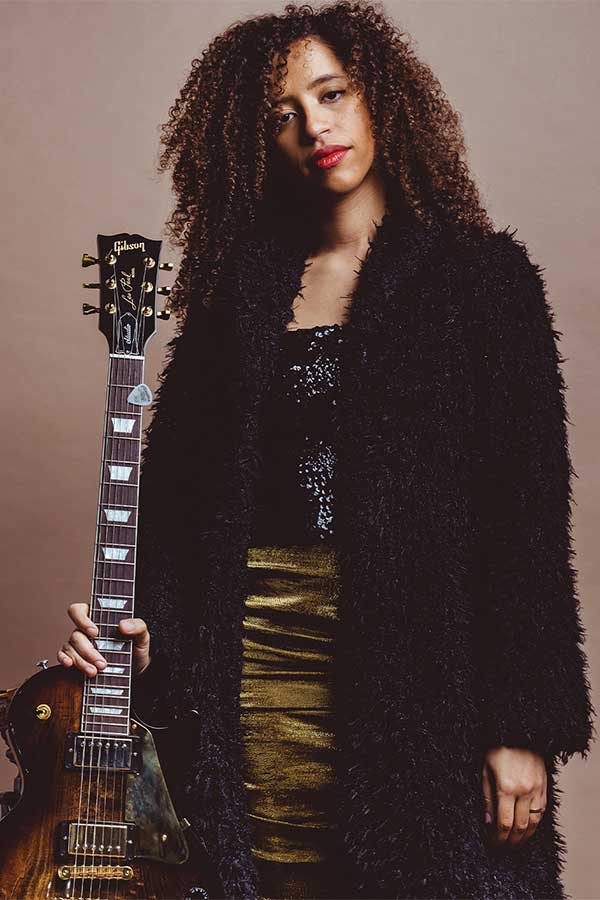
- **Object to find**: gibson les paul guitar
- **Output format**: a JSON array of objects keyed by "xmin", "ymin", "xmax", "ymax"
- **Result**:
[{"xmin": 0, "ymin": 233, "xmax": 221, "ymax": 900}]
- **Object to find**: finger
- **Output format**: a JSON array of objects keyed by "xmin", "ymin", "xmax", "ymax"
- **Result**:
[
  {"xmin": 490, "ymin": 791, "xmax": 515, "ymax": 847},
  {"xmin": 508, "ymin": 791, "xmax": 532, "ymax": 847},
  {"xmin": 118, "ymin": 618, "xmax": 151, "ymax": 653},
  {"xmin": 522, "ymin": 786, "xmax": 547, "ymax": 845},
  {"xmin": 481, "ymin": 765, "xmax": 495, "ymax": 827},
  {"xmin": 59, "ymin": 641, "xmax": 102, "ymax": 677},
  {"xmin": 67, "ymin": 602, "xmax": 98, "ymax": 638},
  {"xmin": 68, "ymin": 629, "xmax": 107, "ymax": 671}
]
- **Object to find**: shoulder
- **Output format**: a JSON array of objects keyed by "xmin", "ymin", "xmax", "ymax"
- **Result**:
[{"xmin": 446, "ymin": 224, "xmax": 552, "ymax": 336}]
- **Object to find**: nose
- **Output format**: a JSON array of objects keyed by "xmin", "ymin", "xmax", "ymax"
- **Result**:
[{"xmin": 300, "ymin": 105, "xmax": 330, "ymax": 143}]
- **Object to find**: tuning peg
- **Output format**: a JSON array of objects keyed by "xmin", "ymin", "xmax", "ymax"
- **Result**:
[
  {"xmin": 82, "ymin": 282, "xmax": 101, "ymax": 289},
  {"xmin": 82, "ymin": 253, "xmax": 99, "ymax": 268},
  {"xmin": 159, "ymin": 261, "xmax": 174, "ymax": 271},
  {"xmin": 36, "ymin": 659, "xmax": 49, "ymax": 670},
  {"xmin": 157, "ymin": 307, "xmax": 171, "ymax": 321},
  {"xmin": 157, "ymin": 286, "xmax": 171, "ymax": 296},
  {"xmin": 82, "ymin": 303, "xmax": 100, "ymax": 315}
]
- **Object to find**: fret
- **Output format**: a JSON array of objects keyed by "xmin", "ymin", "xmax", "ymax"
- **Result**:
[
  {"xmin": 108, "ymin": 386, "xmax": 145, "ymax": 408},
  {"xmin": 91, "ymin": 610, "xmax": 132, "ymax": 622},
  {"xmin": 98, "ymin": 524, "xmax": 136, "ymax": 535},
  {"xmin": 95, "ymin": 566, "xmax": 136, "ymax": 583},
  {"xmin": 88, "ymin": 674, "xmax": 130, "ymax": 685},
  {"xmin": 99, "ymin": 485, "xmax": 138, "ymax": 505},
  {"xmin": 104, "ymin": 440, "xmax": 140, "ymax": 462},
  {"xmin": 105, "ymin": 433, "xmax": 139, "ymax": 442},
  {"xmin": 88, "ymin": 669, "xmax": 130, "ymax": 679},
  {"xmin": 97, "ymin": 527, "xmax": 137, "ymax": 544},
  {"xmin": 80, "ymin": 724, "xmax": 130, "ymax": 737},
  {"xmin": 92, "ymin": 621, "xmax": 133, "ymax": 636},
  {"xmin": 95, "ymin": 575, "xmax": 135, "ymax": 595}
]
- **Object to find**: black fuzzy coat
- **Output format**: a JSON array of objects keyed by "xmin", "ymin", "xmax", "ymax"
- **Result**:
[{"xmin": 132, "ymin": 211, "xmax": 596, "ymax": 899}]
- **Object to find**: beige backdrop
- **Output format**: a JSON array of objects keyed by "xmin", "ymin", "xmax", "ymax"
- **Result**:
[{"xmin": 1, "ymin": 1, "xmax": 598, "ymax": 896}]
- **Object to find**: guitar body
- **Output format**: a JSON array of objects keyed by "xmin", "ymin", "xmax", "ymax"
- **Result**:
[{"xmin": 0, "ymin": 664, "xmax": 222, "ymax": 900}]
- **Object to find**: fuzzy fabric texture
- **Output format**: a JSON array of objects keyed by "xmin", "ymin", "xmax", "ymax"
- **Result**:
[{"xmin": 132, "ymin": 211, "xmax": 596, "ymax": 899}]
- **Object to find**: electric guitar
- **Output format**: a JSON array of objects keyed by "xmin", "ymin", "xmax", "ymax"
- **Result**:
[{"xmin": 0, "ymin": 233, "xmax": 222, "ymax": 899}]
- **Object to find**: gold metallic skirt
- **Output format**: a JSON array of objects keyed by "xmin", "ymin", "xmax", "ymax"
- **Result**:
[{"xmin": 241, "ymin": 545, "xmax": 352, "ymax": 900}]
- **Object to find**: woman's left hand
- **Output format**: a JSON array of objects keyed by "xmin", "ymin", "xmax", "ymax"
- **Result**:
[{"xmin": 482, "ymin": 746, "xmax": 548, "ymax": 848}]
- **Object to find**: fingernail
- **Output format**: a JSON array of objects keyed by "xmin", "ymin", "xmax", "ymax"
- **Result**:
[
  {"xmin": 87, "ymin": 626, "xmax": 98, "ymax": 636},
  {"xmin": 121, "ymin": 621, "xmax": 134, "ymax": 631},
  {"xmin": 485, "ymin": 812, "xmax": 492, "ymax": 824}
]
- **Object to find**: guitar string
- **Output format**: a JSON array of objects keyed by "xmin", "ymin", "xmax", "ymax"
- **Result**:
[
  {"xmin": 96, "ymin": 350, "xmax": 116, "ymax": 900},
  {"xmin": 87, "ymin": 307, "xmax": 121, "ymax": 900},
  {"xmin": 111, "ymin": 268, "xmax": 147, "ymax": 900},
  {"xmin": 91, "ymin": 322, "xmax": 118, "ymax": 900},
  {"xmin": 107, "ymin": 331, "xmax": 127, "ymax": 900},
  {"xmin": 74, "ymin": 339, "xmax": 114, "ymax": 899},
  {"xmin": 82, "ymin": 335, "xmax": 116, "ymax": 899},
  {"xmin": 87, "ymin": 351, "xmax": 111, "ymax": 900},
  {"xmin": 111, "ymin": 357, "xmax": 138, "ymax": 900},
  {"xmin": 108, "ymin": 269, "xmax": 147, "ymax": 900}
]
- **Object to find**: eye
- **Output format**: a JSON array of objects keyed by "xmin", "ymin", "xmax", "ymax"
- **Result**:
[
  {"xmin": 275, "ymin": 89, "xmax": 346, "ymax": 127},
  {"xmin": 323, "ymin": 89, "xmax": 345, "ymax": 102}
]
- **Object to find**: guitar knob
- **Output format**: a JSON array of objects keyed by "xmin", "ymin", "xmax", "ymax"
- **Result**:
[
  {"xmin": 81, "ymin": 253, "xmax": 99, "ymax": 268},
  {"xmin": 82, "ymin": 303, "xmax": 100, "ymax": 315},
  {"xmin": 36, "ymin": 659, "xmax": 49, "ymax": 670},
  {"xmin": 185, "ymin": 889, "xmax": 209, "ymax": 899}
]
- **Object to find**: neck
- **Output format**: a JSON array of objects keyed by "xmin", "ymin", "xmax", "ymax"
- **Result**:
[{"xmin": 302, "ymin": 171, "xmax": 389, "ymax": 260}]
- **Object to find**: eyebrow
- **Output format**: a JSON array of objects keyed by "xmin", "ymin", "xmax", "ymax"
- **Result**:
[{"xmin": 273, "ymin": 73, "xmax": 346, "ymax": 106}]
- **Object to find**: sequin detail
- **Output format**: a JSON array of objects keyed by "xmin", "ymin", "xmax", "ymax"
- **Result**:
[{"xmin": 253, "ymin": 324, "xmax": 343, "ymax": 545}]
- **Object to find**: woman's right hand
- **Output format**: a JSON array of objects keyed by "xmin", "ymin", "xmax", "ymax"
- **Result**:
[{"xmin": 57, "ymin": 602, "xmax": 151, "ymax": 679}]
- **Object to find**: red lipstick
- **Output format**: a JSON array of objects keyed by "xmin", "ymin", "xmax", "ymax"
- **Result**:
[{"xmin": 310, "ymin": 145, "xmax": 350, "ymax": 170}]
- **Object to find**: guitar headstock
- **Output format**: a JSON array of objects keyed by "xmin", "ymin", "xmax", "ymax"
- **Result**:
[{"xmin": 81, "ymin": 233, "xmax": 173, "ymax": 355}]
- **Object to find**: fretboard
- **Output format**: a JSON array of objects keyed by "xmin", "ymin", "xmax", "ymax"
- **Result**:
[{"xmin": 81, "ymin": 353, "xmax": 146, "ymax": 736}]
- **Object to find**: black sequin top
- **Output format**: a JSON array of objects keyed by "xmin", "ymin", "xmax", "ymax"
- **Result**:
[{"xmin": 252, "ymin": 323, "xmax": 344, "ymax": 546}]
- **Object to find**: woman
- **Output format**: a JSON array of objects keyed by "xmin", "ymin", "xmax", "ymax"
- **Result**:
[{"xmin": 58, "ymin": 2, "xmax": 595, "ymax": 898}]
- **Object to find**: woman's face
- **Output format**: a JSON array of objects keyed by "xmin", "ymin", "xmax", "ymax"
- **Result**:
[{"xmin": 268, "ymin": 36, "xmax": 378, "ymax": 200}]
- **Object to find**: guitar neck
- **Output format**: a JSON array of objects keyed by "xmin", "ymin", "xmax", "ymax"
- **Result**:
[{"xmin": 82, "ymin": 353, "xmax": 146, "ymax": 736}]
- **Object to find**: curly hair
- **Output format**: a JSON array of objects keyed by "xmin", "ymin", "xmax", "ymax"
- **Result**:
[{"xmin": 158, "ymin": 0, "xmax": 495, "ymax": 321}]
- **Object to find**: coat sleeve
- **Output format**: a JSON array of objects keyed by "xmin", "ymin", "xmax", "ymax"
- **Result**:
[
  {"xmin": 470, "ymin": 228, "xmax": 596, "ymax": 765},
  {"xmin": 131, "ymin": 300, "xmax": 227, "ymax": 727}
]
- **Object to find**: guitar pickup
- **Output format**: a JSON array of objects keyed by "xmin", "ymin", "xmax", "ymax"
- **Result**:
[
  {"xmin": 65, "ymin": 732, "xmax": 141, "ymax": 774},
  {"xmin": 56, "ymin": 820, "xmax": 137, "ymax": 861}
]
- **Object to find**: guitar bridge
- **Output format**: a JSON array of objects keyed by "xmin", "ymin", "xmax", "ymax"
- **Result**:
[{"xmin": 57, "ymin": 863, "xmax": 134, "ymax": 881}]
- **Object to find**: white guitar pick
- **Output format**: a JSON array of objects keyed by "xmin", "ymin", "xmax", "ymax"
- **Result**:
[{"xmin": 127, "ymin": 383, "xmax": 153, "ymax": 406}]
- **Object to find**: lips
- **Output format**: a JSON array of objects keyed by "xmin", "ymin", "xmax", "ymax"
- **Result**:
[{"xmin": 312, "ymin": 147, "xmax": 350, "ymax": 170}]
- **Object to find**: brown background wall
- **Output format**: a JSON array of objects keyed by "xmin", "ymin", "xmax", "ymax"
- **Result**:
[{"xmin": 1, "ymin": 2, "xmax": 598, "ymax": 896}]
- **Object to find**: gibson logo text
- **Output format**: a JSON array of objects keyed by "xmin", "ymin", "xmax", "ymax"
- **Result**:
[{"xmin": 114, "ymin": 240, "xmax": 145, "ymax": 254}]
